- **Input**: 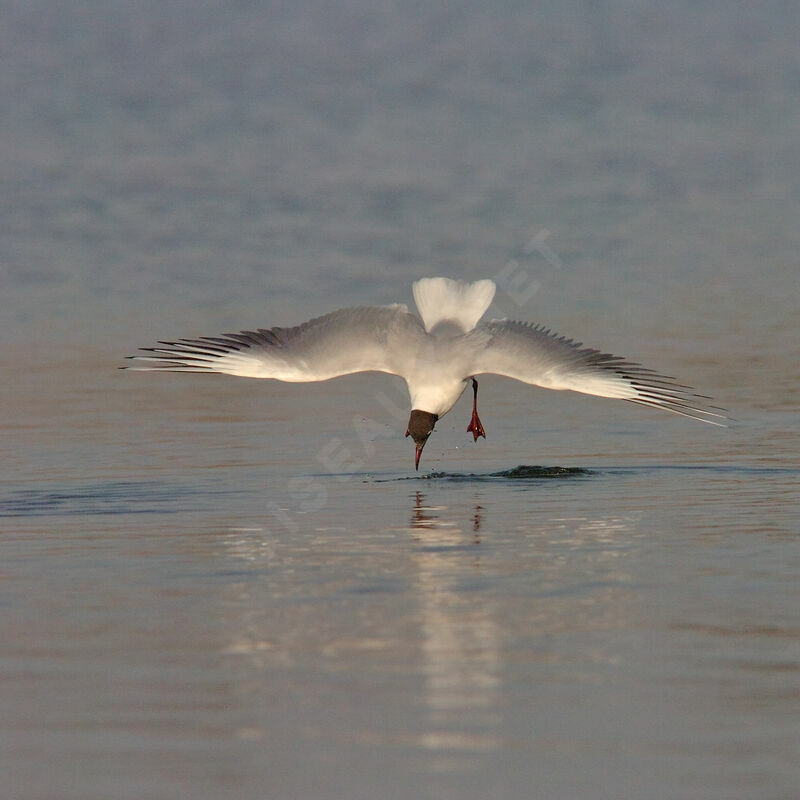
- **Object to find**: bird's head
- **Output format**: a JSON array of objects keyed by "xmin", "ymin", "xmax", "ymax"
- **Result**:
[{"xmin": 405, "ymin": 410, "xmax": 439, "ymax": 470}]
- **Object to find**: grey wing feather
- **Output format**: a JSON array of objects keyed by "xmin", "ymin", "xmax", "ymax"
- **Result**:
[
  {"xmin": 124, "ymin": 304, "xmax": 425, "ymax": 382},
  {"xmin": 470, "ymin": 320, "xmax": 727, "ymax": 425}
]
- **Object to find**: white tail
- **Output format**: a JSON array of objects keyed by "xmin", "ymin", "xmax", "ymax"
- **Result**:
[{"xmin": 412, "ymin": 277, "xmax": 496, "ymax": 333}]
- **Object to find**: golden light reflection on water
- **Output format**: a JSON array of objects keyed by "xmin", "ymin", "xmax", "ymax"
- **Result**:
[
  {"xmin": 213, "ymin": 485, "xmax": 648, "ymax": 776},
  {"xmin": 408, "ymin": 492, "xmax": 502, "ymax": 760}
]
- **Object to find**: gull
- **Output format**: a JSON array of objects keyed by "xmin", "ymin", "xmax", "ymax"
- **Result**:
[{"xmin": 124, "ymin": 277, "xmax": 725, "ymax": 469}]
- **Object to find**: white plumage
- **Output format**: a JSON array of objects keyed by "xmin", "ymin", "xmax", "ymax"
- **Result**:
[{"xmin": 125, "ymin": 277, "xmax": 726, "ymax": 466}]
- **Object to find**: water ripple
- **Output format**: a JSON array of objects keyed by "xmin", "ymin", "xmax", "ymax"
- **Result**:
[
  {"xmin": 388, "ymin": 465, "xmax": 595, "ymax": 482},
  {"xmin": 0, "ymin": 480, "xmax": 238, "ymax": 517}
]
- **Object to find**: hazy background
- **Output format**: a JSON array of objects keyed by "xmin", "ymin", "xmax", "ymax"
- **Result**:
[{"xmin": 2, "ymin": 2, "xmax": 799, "ymax": 799}]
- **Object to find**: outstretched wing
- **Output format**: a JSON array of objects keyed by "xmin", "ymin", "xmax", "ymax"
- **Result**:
[
  {"xmin": 124, "ymin": 304, "xmax": 425, "ymax": 382},
  {"xmin": 469, "ymin": 320, "xmax": 727, "ymax": 425}
]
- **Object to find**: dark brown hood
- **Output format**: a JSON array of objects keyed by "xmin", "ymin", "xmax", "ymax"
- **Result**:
[{"xmin": 405, "ymin": 410, "xmax": 439, "ymax": 470}]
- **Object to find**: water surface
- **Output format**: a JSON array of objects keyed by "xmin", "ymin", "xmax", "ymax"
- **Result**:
[{"xmin": 3, "ymin": 2, "xmax": 800, "ymax": 799}]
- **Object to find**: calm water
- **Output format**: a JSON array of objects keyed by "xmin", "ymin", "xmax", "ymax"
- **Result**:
[{"xmin": 3, "ymin": 2, "xmax": 800, "ymax": 798}]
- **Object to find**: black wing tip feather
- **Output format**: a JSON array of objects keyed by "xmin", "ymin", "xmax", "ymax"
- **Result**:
[
  {"xmin": 122, "ymin": 326, "xmax": 284, "ymax": 372},
  {"xmin": 623, "ymin": 374, "xmax": 730, "ymax": 426},
  {"xmin": 626, "ymin": 398, "xmax": 729, "ymax": 426}
]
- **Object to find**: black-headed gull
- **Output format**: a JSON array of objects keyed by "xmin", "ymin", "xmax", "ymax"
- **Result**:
[{"xmin": 125, "ymin": 277, "xmax": 725, "ymax": 469}]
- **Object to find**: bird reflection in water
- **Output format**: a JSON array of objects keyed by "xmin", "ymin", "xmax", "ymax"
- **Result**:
[
  {"xmin": 410, "ymin": 491, "xmax": 482, "ymax": 542},
  {"xmin": 408, "ymin": 490, "xmax": 501, "ymax": 770}
]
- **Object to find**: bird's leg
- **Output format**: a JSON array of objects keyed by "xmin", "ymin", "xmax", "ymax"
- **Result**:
[{"xmin": 466, "ymin": 377, "xmax": 486, "ymax": 442}]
